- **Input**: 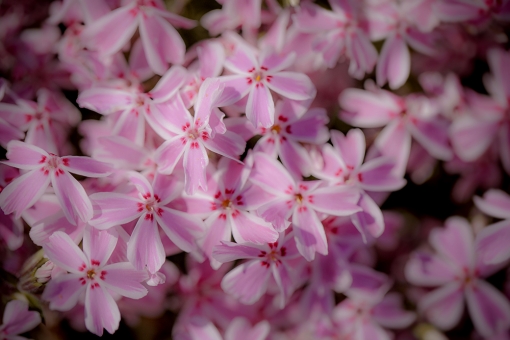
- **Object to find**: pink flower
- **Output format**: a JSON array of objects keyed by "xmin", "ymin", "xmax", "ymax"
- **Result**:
[
  {"xmin": 217, "ymin": 43, "xmax": 316, "ymax": 128},
  {"xmin": 406, "ymin": 217, "xmax": 510, "ymax": 337},
  {"xmin": 249, "ymin": 152, "xmax": 361, "ymax": 260},
  {"xmin": 89, "ymin": 172, "xmax": 204, "ymax": 274},
  {"xmin": 184, "ymin": 317, "xmax": 270, "ymax": 340},
  {"xmin": 183, "ymin": 158, "xmax": 278, "ymax": 269},
  {"xmin": 213, "ymin": 234, "xmax": 301, "ymax": 308},
  {"xmin": 0, "ymin": 141, "xmax": 113, "ymax": 224},
  {"xmin": 293, "ymin": 0, "xmax": 378, "ymax": 78},
  {"xmin": 0, "ymin": 299, "xmax": 41, "ymax": 340},
  {"xmin": 253, "ymin": 99, "xmax": 329, "ymax": 179},
  {"xmin": 340, "ymin": 86, "xmax": 452, "ymax": 176},
  {"xmin": 42, "ymin": 228, "xmax": 148, "ymax": 336},
  {"xmin": 81, "ymin": 0, "xmax": 195, "ymax": 75},
  {"xmin": 154, "ymin": 79, "xmax": 245, "ymax": 194}
]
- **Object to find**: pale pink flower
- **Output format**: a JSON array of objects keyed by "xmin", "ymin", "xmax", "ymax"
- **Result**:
[
  {"xmin": 340, "ymin": 85, "xmax": 452, "ymax": 176},
  {"xmin": 89, "ymin": 172, "xmax": 204, "ymax": 274},
  {"xmin": 0, "ymin": 300, "xmax": 41, "ymax": 340},
  {"xmin": 183, "ymin": 158, "xmax": 278, "ymax": 269},
  {"xmin": 154, "ymin": 79, "xmax": 245, "ymax": 194},
  {"xmin": 77, "ymin": 65, "xmax": 187, "ymax": 145},
  {"xmin": 253, "ymin": 99, "xmax": 329, "ymax": 179},
  {"xmin": 0, "ymin": 88, "xmax": 80, "ymax": 154},
  {"xmin": 42, "ymin": 228, "xmax": 148, "ymax": 336},
  {"xmin": 217, "ymin": 43, "xmax": 316, "ymax": 128},
  {"xmin": 406, "ymin": 217, "xmax": 510, "ymax": 337},
  {"xmin": 0, "ymin": 141, "xmax": 113, "ymax": 224},
  {"xmin": 81, "ymin": 0, "xmax": 195, "ymax": 75},
  {"xmin": 213, "ymin": 233, "xmax": 301, "ymax": 308},
  {"xmin": 249, "ymin": 152, "xmax": 361, "ymax": 260},
  {"xmin": 293, "ymin": 0, "xmax": 378, "ymax": 78}
]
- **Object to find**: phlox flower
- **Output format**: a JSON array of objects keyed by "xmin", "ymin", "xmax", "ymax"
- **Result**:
[
  {"xmin": 0, "ymin": 141, "xmax": 113, "ymax": 224},
  {"xmin": 0, "ymin": 300, "xmax": 41, "ymax": 340},
  {"xmin": 340, "ymin": 85, "xmax": 452, "ymax": 176},
  {"xmin": 42, "ymin": 228, "xmax": 148, "ymax": 336},
  {"xmin": 406, "ymin": 217, "xmax": 510, "ymax": 338},
  {"xmin": 249, "ymin": 152, "xmax": 361, "ymax": 261},
  {"xmin": 183, "ymin": 157, "xmax": 278, "ymax": 269},
  {"xmin": 81, "ymin": 0, "xmax": 195, "ymax": 75},
  {"xmin": 213, "ymin": 233, "xmax": 301, "ymax": 308},
  {"xmin": 217, "ymin": 43, "xmax": 316, "ymax": 128},
  {"xmin": 89, "ymin": 172, "xmax": 204, "ymax": 274},
  {"xmin": 154, "ymin": 79, "xmax": 245, "ymax": 194}
]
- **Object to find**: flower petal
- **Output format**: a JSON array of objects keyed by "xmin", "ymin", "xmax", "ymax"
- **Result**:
[
  {"xmin": 156, "ymin": 207, "xmax": 204, "ymax": 253},
  {"xmin": 376, "ymin": 34, "xmax": 410, "ymax": 90},
  {"xmin": 419, "ymin": 282, "xmax": 464, "ymax": 331},
  {"xmin": 3, "ymin": 141, "xmax": 48, "ymax": 170},
  {"xmin": 62, "ymin": 156, "xmax": 113, "ymax": 177},
  {"xmin": 100, "ymin": 262, "xmax": 148, "ymax": 299},
  {"xmin": 221, "ymin": 260, "xmax": 271, "ymax": 305},
  {"xmin": 292, "ymin": 205, "xmax": 328, "ymax": 261},
  {"xmin": 89, "ymin": 193, "xmax": 142, "ymax": 230},
  {"xmin": 84, "ymin": 283, "xmax": 121, "ymax": 336},
  {"xmin": 246, "ymin": 83, "xmax": 274, "ymax": 128},
  {"xmin": 0, "ymin": 300, "xmax": 41, "ymax": 335},
  {"xmin": 45, "ymin": 231, "xmax": 88, "ymax": 273},
  {"xmin": 230, "ymin": 210, "xmax": 278, "ymax": 244},
  {"xmin": 42, "ymin": 273, "xmax": 86, "ymax": 311},
  {"xmin": 127, "ymin": 216, "xmax": 165, "ymax": 274},
  {"xmin": 183, "ymin": 141, "xmax": 209, "ymax": 195},
  {"xmin": 83, "ymin": 227, "xmax": 118, "ymax": 267},
  {"xmin": 266, "ymin": 72, "xmax": 316, "ymax": 101},
  {"xmin": 149, "ymin": 65, "xmax": 187, "ymax": 102},
  {"xmin": 155, "ymin": 135, "xmax": 187, "ymax": 174},
  {"xmin": 51, "ymin": 170, "xmax": 93, "ymax": 224}
]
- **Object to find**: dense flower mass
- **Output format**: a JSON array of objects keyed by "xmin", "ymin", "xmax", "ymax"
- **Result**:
[{"xmin": 0, "ymin": 0, "xmax": 510, "ymax": 339}]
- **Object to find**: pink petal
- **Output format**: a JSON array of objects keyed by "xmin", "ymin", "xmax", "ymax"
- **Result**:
[
  {"xmin": 292, "ymin": 3, "xmax": 340, "ymax": 32},
  {"xmin": 84, "ymin": 283, "xmax": 120, "ymax": 336},
  {"xmin": 127, "ymin": 216, "xmax": 165, "ymax": 274},
  {"xmin": 221, "ymin": 260, "xmax": 271, "ymax": 305},
  {"xmin": 128, "ymin": 171, "xmax": 153, "ymax": 197},
  {"xmin": 183, "ymin": 141, "xmax": 209, "ymax": 194},
  {"xmin": 212, "ymin": 241, "xmax": 263, "ymax": 263},
  {"xmin": 94, "ymin": 136, "xmax": 147, "ymax": 169},
  {"xmin": 474, "ymin": 189, "xmax": 510, "ymax": 219},
  {"xmin": 155, "ymin": 136, "xmax": 187, "ymax": 174},
  {"xmin": 466, "ymin": 279, "xmax": 510, "ymax": 338},
  {"xmin": 351, "ymin": 193, "xmax": 385, "ymax": 240},
  {"xmin": 419, "ymin": 282, "xmax": 464, "ymax": 331},
  {"xmin": 194, "ymin": 78, "xmax": 224, "ymax": 127},
  {"xmin": 203, "ymin": 131, "xmax": 245, "ymax": 161},
  {"xmin": 257, "ymin": 199, "xmax": 292, "ymax": 232},
  {"xmin": 260, "ymin": 51, "xmax": 295, "ymax": 73},
  {"xmin": 405, "ymin": 251, "xmax": 458, "ymax": 287},
  {"xmin": 187, "ymin": 317, "xmax": 222, "ymax": 340},
  {"xmin": 308, "ymin": 186, "xmax": 361, "ymax": 216},
  {"xmin": 271, "ymin": 263, "xmax": 293, "ymax": 308},
  {"xmin": 89, "ymin": 193, "xmax": 142, "ymax": 230},
  {"xmin": 339, "ymin": 89, "xmax": 399, "ymax": 128},
  {"xmin": 372, "ymin": 293, "xmax": 416, "ymax": 329},
  {"xmin": 156, "ymin": 207, "xmax": 203, "ymax": 253},
  {"xmin": 139, "ymin": 15, "xmax": 186, "ymax": 74},
  {"xmin": 153, "ymin": 8, "xmax": 196, "ymax": 28},
  {"xmin": 4, "ymin": 141, "xmax": 48, "ymax": 170},
  {"xmin": 51, "ymin": 170, "xmax": 93, "ymax": 224},
  {"xmin": 62, "ymin": 156, "xmax": 113, "ymax": 177},
  {"xmin": 149, "ymin": 65, "xmax": 187, "ymax": 102},
  {"xmin": 224, "ymin": 44, "xmax": 258, "ymax": 75},
  {"xmin": 150, "ymin": 95, "xmax": 192, "ymax": 135},
  {"xmin": 408, "ymin": 117, "xmax": 453, "ymax": 161},
  {"xmin": 0, "ymin": 118, "xmax": 24, "ymax": 148},
  {"xmin": 499, "ymin": 121, "xmax": 510, "ymax": 175},
  {"xmin": 430, "ymin": 216, "xmax": 474, "ymax": 270},
  {"xmin": 266, "ymin": 72, "xmax": 315, "ymax": 101},
  {"xmin": 29, "ymin": 211, "xmax": 84, "ymax": 246},
  {"xmin": 45, "ymin": 231, "xmax": 88, "ymax": 273},
  {"xmin": 286, "ymin": 107, "xmax": 329, "ymax": 143},
  {"xmin": 475, "ymin": 220, "xmax": 510, "ymax": 267},
  {"xmin": 488, "ymin": 48, "xmax": 510, "ymax": 98},
  {"xmin": 450, "ymin": 115, "xmax": 498, "ymax": 162},
  {"xmin": 82, "ymin": 227, "xmax": 118, "ymax": 267},
  {"xmin": 292, "ymin": 205, "xmax": 328, "ymax": 261},
  {"xmin": 376, "ymin": 34, "xmax": 410, "ymax": 89},
  {"xmin": 1, "ymin": 300, "xmax": 41, "ymax": 335},
  {"xmin": 152, "ymin": 173, "xmax": 181, "ymax": 205},
  {"xmin": 215, "ymin": 75, "xmax": 252, "ymax": 107},
  {"xmin": 0, "ymin": 169, "xmax": 50, "ymax": 219},
  {"xmin": 225, "ymin": 318, "xmax": 270, "ymax": 340},
  {"xmin": 357, "ymin": 157, "xmax": 406, "ymax": 192},
  {"xmin": 200, "ymin": 211, "xmax": 231, "ymax": 269},
  {"xmin": 346, "ymin": 29, "xmax": 378, "ymax": 79},
  {"xmin": 230, "ymin": 210, "xmax": 278, "ymax": 244},
  {"xmin": 77, "ymin": 88, "xmax": 134, "ymax": 114},
  {"xmin": 81, "ymin": 5, "xmax": 138, "ymax": 56},
  {"xmin": 246, "ymin": 83, "xmax": 274, "ymax": 128},
  {"xmin": 372, "ymin": 120, "xmax": 412, "ymax": 177},
  {"xmin": 250, "ymin": 152, "xmax": 294, "ymax": 197},
  {"xmin": 42, "ymin": 273, "xmax": 86, "ymax": 311},
  {"xmin": 331, "ymin": 129, "xmax": 365, "ymax": 170},
  {"xmin": 198, "ymin": 41, "xmax": 225, "ymax": 78},
  {"xmin": 100, "ymin": 262, "xmax": 148, "ymax": 299},
  {"xmin": 279, "ymin": 139, "xmax": 312, "ymax": 178}
]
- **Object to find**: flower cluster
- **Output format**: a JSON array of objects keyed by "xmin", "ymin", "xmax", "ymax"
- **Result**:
[{"xmin": 1, "ymin": 0, "xmax": 510, "ymax": 339}]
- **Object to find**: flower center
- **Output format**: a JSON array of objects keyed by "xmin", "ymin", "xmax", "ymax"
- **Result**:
[
  {"xmin": 221, "ymin": 199, "xmax": 232, "ymax": 209},
  {"xmin": 295, "ymin": 193, "xmax": 303, "ymax": 203},
  {"xmin": 87, "ymin": 269, "xmax": 96, "ymax": 279},
  {"xmin": 271, "ymin": 125, "xmax": 281, "ymax": 134}
]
